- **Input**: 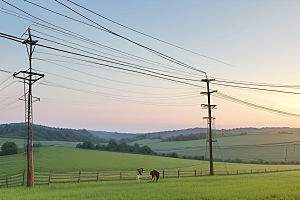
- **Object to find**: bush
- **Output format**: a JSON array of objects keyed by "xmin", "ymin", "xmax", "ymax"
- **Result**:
[
  {"xmin": 82, "ymin": 141, "xmax": 94, "ymax": 149},
  {"xmin": 76, "ymin": 141, "xmax": 94, "ymax": 149},
  {"xmin": 166, "ymin": 152, "xmax": 178, "ymax": 158},
  {"xmin": 33, "ymin": 142, "xmax": 43, "ymax": 147},
  {"xmin": 1, "ymin": 142, "xmax": 18, "ymax": 155}
]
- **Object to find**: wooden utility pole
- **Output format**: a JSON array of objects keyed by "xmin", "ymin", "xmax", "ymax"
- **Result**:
[
  {"xmin": 13, "ymin": 28, "xmax": 44, "ymax": 187},
  {"xmin": 201, "ymin": 79, "xmax": 217, "ymax": 175}
]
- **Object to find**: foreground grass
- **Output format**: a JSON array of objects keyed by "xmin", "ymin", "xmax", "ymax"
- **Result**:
[{"xmin": 1, "ymin": 171, "xmax": 300, "ymax": 200}]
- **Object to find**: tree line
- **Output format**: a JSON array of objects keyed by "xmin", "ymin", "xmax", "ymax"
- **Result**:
[
  {"xmin": 162, "ymin": 133, "xmax": 207, "ymax": 142},
  {"xmin": 76, "ymin": 140, "xmax": 180, "ymax": 158},
  {"xmin": 76, "ymin": 140, "xmax": 156, "ymax": 155},
  {"xmin": 0, "ymin": 123, "xmax": 107, "ymax": 143}
]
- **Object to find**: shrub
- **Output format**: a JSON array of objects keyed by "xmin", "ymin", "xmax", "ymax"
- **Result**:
[{"xmin": 1, "ymin": 142, "xmax": 18, "ymax": 155}]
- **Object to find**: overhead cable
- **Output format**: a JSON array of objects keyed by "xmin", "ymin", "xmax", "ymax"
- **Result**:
[{"xmin": 65, "ymin": 0, "xmax": 237, "ymax": 68}]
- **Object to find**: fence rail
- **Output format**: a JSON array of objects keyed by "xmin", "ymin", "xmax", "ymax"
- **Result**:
[
  {"xmin": 0, "ymin": 173, "xmax": 24, "ymax": 188},
  {"xmin": 1, "ymin": 168, "xmax": 300, "ymax": 188}
]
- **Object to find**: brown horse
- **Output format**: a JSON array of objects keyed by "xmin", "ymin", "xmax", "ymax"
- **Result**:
[{"xmin": 150, "ymin": 170, "xmax": 160, "ymax": 182}]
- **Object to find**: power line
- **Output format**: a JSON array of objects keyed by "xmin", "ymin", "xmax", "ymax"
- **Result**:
[
  {"xmin": 2, "ymin": 33, "xmax": 298, "ymax": 118},
  {"xmin": 0, "ymin": 74, "xmax": 13, "ymax": 87},
  {"xmin": 30, "ymin": 29, "xmax": 202, "ymax": 79},
  {"xmin": 215, "ymin": 92, "xmax": 300, "ymax": 118},
  {"xmin": 2, "ymin": 5, "xmax": 297, "ymax": 91},
  {"xmin": 38, "ymin": 80, "xmax": 201, "ymax": 106},
  {"xmin": 34, "ymin": 42, "xmax": 203, "ymax": 83},
  {"xmin": 214, "ymin": 79, "xmax": 300, "ymax": 89},
  {"xmin": 33, "ymin": 56, "xmax": 195, "ymax": 90},
  {"xmin": 24, "ymin": 0, "xmax": 206, "ymax": 74},
  {"xmin": 33, "ymin": 66, "xmax": 199, "ymax": 99},
  {"xmin": 0, "ymin": 33, "xmax": 204, "ymax": 86},
  {"xmin": 0, "ymin": 80, "xmax": 16, "ymax": 93},
  {"xmin": 65, "ymin": 0, "xmax": 237, "ymax": 68},
  {"xmin": 212, "ymin": 82, "xmax": 300, "ymax": 94},
  {"xmin": 1, "ymin": 1, "xmax": 92, "ymax": 43},
  {"xmin": 0, "ymin": 99, "xmax": 20, "ymax": 111},
  {"xmin": 29, "ymin": 34, "xmax": 203, "ymax": 80},
  {"xmin": 0, "ymin": 69, "xmax": 11, "ymax": 73}
]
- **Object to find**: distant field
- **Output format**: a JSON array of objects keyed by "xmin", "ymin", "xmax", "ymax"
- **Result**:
[
  {"xmin": 1, "ymin": 171, "xmax": 300, "ymax": 200},
  {"xmin": 131, "ymin": 133, "xmax": 300, "ymax": 161},
  {"xmin": 0, "ymin": 137, "xmax": 79, "ymax": 148},
  {"xmin": 1, "ymin": 146, "xmax": 300, "ymax": 178}
]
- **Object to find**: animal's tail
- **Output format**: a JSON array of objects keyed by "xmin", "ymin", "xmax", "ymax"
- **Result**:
[{"xmin": 157, "ymin": 172, "xmax": 160, "ymax": 180}]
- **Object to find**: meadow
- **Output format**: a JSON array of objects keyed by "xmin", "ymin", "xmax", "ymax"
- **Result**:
[
  {"xmin": 131, "ymin": 133, "xmax": 300, "ymax": 161},
  {"xmin": 1, "ymin": 171, "xmax": 300, "ymax": 200},
  {"xmin": 1, "ymin": 146, "xmax": 300, "ymax": 178},
  {"xmin": 2, "ymin": 133, "xmax": 300, "ymax": 162}
]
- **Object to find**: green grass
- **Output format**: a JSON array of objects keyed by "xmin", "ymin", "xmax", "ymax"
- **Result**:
[
  {"xmin": 131, "ymin": 134, "xmax": 300, "ymax": 161},
  {"xmin": 1, "ymin": 146, "xmax": 300, "ymax": 178},
  {"xmin": 1, "ymin": 171, "xmax": 300, "ymax": 200}
]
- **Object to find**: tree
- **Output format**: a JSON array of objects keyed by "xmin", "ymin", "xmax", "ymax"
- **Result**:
[
  {"xmin": 107, "ymin": 140, "xmax": 119, "ymax": 151},
  {"xmin": 81, "ymin": 141, "xmax": 94, "ymax": 149},
  {"xmin": 1, "ymin": 142, "xmax": 18, "ymax": 155}
]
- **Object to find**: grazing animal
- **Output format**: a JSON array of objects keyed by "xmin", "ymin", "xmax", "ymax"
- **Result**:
[
  {"xmin": 136, "ymin": 168, "xmax": 144, "ymax": 182},
  {"xmin": 150, "ymin": 170, "xmax": 160, "ymax": 182}
]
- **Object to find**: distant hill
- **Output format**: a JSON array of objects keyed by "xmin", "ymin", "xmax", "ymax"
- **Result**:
[
  {"xmin": 2, "ymin": 123, "xmax": 299, "ymax": 144},
  {"xmin": 88, "ymin": 130, "xmax": 137, "ymax": 140},
  {"xmin": 0, "ymin": 123, "xmax": 107, "ymax": 143},
  {"xmin": 89, "ymin": 127, "xmax": 300, "ymax": 141}
]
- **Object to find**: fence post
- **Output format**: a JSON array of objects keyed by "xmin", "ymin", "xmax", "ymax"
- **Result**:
[
  {"xmin": 265, "ymin": 169, "xmax": 266, "ymax": 173},
  {"xmin": 251, "ymin": 169, "xmax": 252, "ymax": 173},
  {"xmin": 48, "ymin": 171, "xmax": 52, "ymax": 185},
  {"xmin": 163, "ymin": 169, "xmax": 164, "ymax": 178},
  {"xmin": 23, "ymin": 171, "xmax": 25, "ymax": 186},
  {"xmin": 237, "ymin": 170, "xmax": 238, "ymax": 174},
  {"xmin": 6, "ymin": 177, "xmax": 8, "ymax": 188},
  {"xmin": 78, "ymin": 170, "xmax": 81, "ymax": 183},
  {"xmin": 120, "ymin": 170, "xmax": 122, "ymax": 181},
  {"xmin": 97, "ymin": 170, "xmax": 99, "ymax": 182},
  {"xmin": 201, "ymin": 170, "xmax": 202, "ymax": 176},
  {"xmin": 178, "ymin": 170, "xmax": 180, "ymax": 178},
  {"xmin": 195, "ymin": 170, "xmax": 197, "ymax": 177}
]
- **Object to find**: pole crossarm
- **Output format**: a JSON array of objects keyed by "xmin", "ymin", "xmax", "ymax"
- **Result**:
[
  {"xmin": 201, "ymin": 104, "xmax": 217, "ymax": 109},
  {"xmin": 13, "ymin": 71, "xmax": 44, "ymax": 84},
  {"xmin": 22, "ymin": 39, "xmax": 38, "ymax": 45},
  {"xmin": 200, "ymin": 90, "xmax": 218, "ymax": 95},
  {"xmin": 203, "ymin": 117, "xmax": 216, "ymax": 119}
]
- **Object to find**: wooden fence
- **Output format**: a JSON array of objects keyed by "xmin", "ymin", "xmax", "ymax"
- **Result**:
[
  {"xmin": 1, "ymin": 168, "xmax": 300, "ymax": 187},
  {"xmin": 0, "ymin": 173, "xmax": 24, "ymax": 188}
]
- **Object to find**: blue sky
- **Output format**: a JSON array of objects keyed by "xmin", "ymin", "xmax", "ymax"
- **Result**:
[{"xmin": 0, "ymin": 0, "xmax": 299, "ymax": 133}]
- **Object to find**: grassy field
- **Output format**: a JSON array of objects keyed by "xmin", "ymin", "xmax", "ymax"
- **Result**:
[
  {"xmin": 0, "ymin": 137, "xmax": 79, "ymax": 149},
  {"xmin": 131, "ymin": 133, "xmax": 300, "ymax": 161},
  {"xmin": 1, "ymin": 171, "xmax": 300, "ymax": 200},
  {"xmin": 2, "ymin": 133, "xmax": 299, "ymax": 162},
  {"xmin": 1, "ymin": 146, "xmax": 300, "ymax": 178}
]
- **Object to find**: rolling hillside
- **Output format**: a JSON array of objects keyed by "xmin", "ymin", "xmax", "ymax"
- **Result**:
[
  {"xmin": 0, "ymin": 123, "xmax": 106, "ymax": 143},
  {"xmin": 89, "ymin": 127, "xmax": 300, "ymax": 141}
]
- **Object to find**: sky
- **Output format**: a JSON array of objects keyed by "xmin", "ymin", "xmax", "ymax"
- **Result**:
[{"xmin": 0, "ymin": 0, "xmax": 299, "ymax": 133}]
